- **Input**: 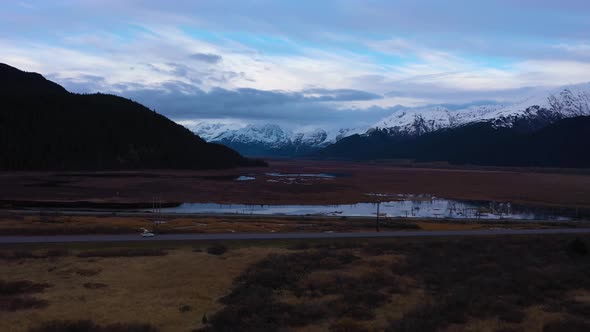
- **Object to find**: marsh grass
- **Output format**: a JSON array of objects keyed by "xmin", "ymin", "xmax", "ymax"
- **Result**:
[{"xmin": 201, "ymin": 236, "xmax": 590, "ymax": 331}]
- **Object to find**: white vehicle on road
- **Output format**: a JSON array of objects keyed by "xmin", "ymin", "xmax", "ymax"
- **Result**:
[{"xmin": 140, "ymin": 228, "xmax": 155, "ymax": 237}]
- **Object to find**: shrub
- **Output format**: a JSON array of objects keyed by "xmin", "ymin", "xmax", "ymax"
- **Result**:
[
  {"xmin": 0, "ymin": 249, "xmax": 70, "ymax": 260},
  {"xmin": 75, "ymin": 268, "xmax": 102, "ymax": 277},
  {"xmin": 0, "ymin": 280, "xmax": 50, "ymax": 296},
  {"xmin": 83, "ymin": 283, "xmax": 107, "ymax": 289},
  {"xmin": 567, "ymin": 238, "xmax": 589, "ymax": 257},
  {"xmin": 0, "ymin": 296, "xmax": 48, "ymax": 311},
  {"xmin": 329, "ymin": 318, "xmax": 368, "ymax": 332},
  {"xmin": 0, "ymin": 280, "xmax": 50, "ymax": 312},
  {"xmin": 287, "ymin": 302, "xmax": 328, "ymax": 326},
  {"xmin": 206, "ymin": 244, "xmax": 228, "ymax": 256},
  {"xmin": 543, "ymin": 319, "xmax": 590, "ymax": 332},
  {"xmin": 29, "ymin": 320, "xmax": 159, "ymax": 332},
  {"xmin": 77, "ymin": 248, "xmax": 167, "ymax": 258},
  {"xmin": 45, "ymin": 249, "xmax": 70, "ymax": 257},
  {"xmin": 0, "ymin": 250, "xmax": 38, "ymax": 260},
  {"xmin": 287, "ymin": 242, "xmax": 310, "ymax": 250}
]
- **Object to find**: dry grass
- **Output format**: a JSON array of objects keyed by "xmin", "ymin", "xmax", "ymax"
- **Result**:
[
  {"xmin": 0, "ymin": 213, "xmax": 424, "ymax": 235},
  {"xmin": 2, "ymin": 160, "xmax": 590, "ymax": 209},
  {"xmin": 197, "ymin": 235, "xmax": 590, "ymax": 332},
  {"xmin": 0, "ymin": 246, "xmax": 283, "ymax": 332},
  {"xmin": 2, "ymin": 236, "xmax": 590, "ymax": 331},
  {"xmin": 1, "ymin": 212, "xmax": 582, "ymax": 237}
]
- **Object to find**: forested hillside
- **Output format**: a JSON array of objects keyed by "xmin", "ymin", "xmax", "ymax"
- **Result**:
[{"xmin": 0, "ymin": 63, "xmax": 265, "ymax": 170}]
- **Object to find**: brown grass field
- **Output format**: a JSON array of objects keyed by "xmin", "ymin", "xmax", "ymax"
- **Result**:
[
  {"xmin": 2, "ymin": 235, "xmax": 590, "ymax": 332},
  {"xmin": 2, "ymin": 161, "xmax": 590, "ymax": 331},
  {"xmin": 1, "ymin": 212, "xmax": 585, "ymax": 236},
  {"xmin": 0, "ymin": 243, "xmax": 282, "ymax": 332},
  {"xmin": 2, "ymin": 160, "xmax": 590, "ymax": 209}
]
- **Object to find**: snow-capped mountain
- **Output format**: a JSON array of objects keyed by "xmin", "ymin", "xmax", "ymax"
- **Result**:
[
  {"xmin": 188, "ymin": 82, "xmax": 590, "ymax": 157},
  {"xmin": 373, "ymin": 83, "xmax": 590, "ymax": 136},
  {"xmin": 190, "ymin": 122, "xmax": 363, "ymax": 157}
]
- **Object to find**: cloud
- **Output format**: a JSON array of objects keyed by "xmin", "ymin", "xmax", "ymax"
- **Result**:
[
  {"xmin": 189, "ymin": 53, "xmax": 222, "ymax": 64},
  {"xmin": 2, "ymin": 1, "xmax": 590, "ymax": 130},
  {"xmin": 114, "ymin": 82, "xmax": 386, "ymax": 123}
]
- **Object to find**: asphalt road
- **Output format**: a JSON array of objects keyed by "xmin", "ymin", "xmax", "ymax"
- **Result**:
[{"xmin": 1, "ymin": 228, "xmax": 590, "ymax": 244}]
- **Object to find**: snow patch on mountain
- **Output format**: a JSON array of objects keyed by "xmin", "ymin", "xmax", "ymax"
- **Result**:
[
  {"xmin": 373, "ymin": 82, "xmax": 590, "ymax": 135},
  {"xmin": 191, "ymin": 122, "xmax": 364, "ymax": 148},
  {"xmin": 187, "ymin": 82, "xmax": 590, "ymax": 157}
]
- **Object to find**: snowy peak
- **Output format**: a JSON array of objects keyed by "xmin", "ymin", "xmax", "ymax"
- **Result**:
[
  {"xmin": 189, "ymin": 122, "xmax": 366, "ymax": 157},
  {"xmin": 293, "ymin": 128, "xmax": 328, "ymax": 146},
  {"xmin": 189, "ymin": 122, "xmax": 245, "ymax": 141},
  {"xmin": 548, "ymin": 87, "xmax": 590, "ymax": 117},
  {"xmin": 373, "ymin": 82, "xmax": 590, "ymax": 135},
  {"xmin": 375, "ymin": 106, "xmax": 462, "ymax": 135},
  {"xmin": 192, "ymin": 122, "xmax": 362, "ymax": 148},
  {"xmin": 221, "ymin": 124, "xmax": 291, "ymax": 147},
  {"xmin": 187, "ymin": 82, "xmax": 590, "ymax": 157}
]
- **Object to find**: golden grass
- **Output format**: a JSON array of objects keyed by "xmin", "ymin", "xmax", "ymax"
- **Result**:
[
  {"xmin": 0, "ymin": 246, "xmax": 283, "ymax": 332},
  {"xmin": 2, "ymin": 236, "xmax": 588, "ymax": 332},
  {"xmin": 3, "ymin": 212, "xmax": 581, "ymax": 237}
]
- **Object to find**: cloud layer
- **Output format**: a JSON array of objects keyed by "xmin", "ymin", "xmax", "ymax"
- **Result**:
[{"xmin": 2, "ymin": 1, "xmax": 590, "ymax": 128}]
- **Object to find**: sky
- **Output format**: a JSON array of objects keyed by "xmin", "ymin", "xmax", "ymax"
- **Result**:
[{"xmin": 1, "ymin": 0, "xmax": 590, "ymax": 130}]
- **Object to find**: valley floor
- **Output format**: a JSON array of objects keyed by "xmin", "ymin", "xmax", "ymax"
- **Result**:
[
  {"xmin": 2, "ymin": 160, "xmax": 590, "ymax": 209},
  {"xmin": 2, "ymin": 235, "xmax": 590, "ymax": 332},
  {"xmin": 0, "ymin": 212, "xmax": 588, "ymax": 237}
]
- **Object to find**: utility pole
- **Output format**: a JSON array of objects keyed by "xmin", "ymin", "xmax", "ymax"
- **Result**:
[{"xmin": 376, "ymin": 200, "xmax": 381, "ymax": 232}]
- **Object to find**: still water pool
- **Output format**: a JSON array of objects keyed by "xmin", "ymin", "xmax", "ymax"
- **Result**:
[{"xmin": 153, "ymin": 196, "xmax": 573, "ymax": 221}]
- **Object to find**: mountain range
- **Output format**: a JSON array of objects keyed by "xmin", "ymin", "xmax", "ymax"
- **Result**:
[
  {"xmin": 319, "ymin": 84, "xmax": 590, "ymax": 167},
  {"xmin": 193, "ymin": 82, "xmax": 590, "ymax": 166},
  {"xmin": 5, "ymin": 61, "xmax": 588, "ymax": 168},
  {"xmin": 191, "ymin": 122, "xmax": 361, "ymax": 157},
  {"xmin": 372, "ymin": 83, "xmax": 590, "ymax": 135},
  {"xmin": 0, "ymin": 63, "xmax": 264, "ymax": 170}
]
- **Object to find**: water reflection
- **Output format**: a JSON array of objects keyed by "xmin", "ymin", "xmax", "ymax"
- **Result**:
[{"xmin": 156, "ymin": 197, "xmax": 572, "ymax": 221}]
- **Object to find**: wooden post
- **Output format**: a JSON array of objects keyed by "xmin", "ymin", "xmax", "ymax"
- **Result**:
[{"xmin": 376, "ymin": 200, "xmax": 381, "ymax": 232}]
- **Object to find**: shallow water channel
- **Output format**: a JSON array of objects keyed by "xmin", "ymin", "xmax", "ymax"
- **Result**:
[{"xmin": 152, "ymin": 196, "xmax": 574, "ymax": 221}]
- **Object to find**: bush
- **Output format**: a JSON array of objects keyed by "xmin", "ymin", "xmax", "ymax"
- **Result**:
[
  {"xmin": 206, "ymin": 244, "xmax": 228, "ymax": 256},
  {"xmin": 287, "ymin": 303, "xmax": 328, "ymax": 326},
  {"xmin": 178, "ymin": 304, "xmax": 191, "ymax": 313},
  {"xmin": 0, "ymin": 296, "xmax": 48, "ymax": 311},
  {"xmin": 567, "ymin": 238, "xmax": 589, "ymax": 257},
  {"xmin": 83, "ymin": 283, "xmax": 107, "ymax": 289},
  {"xmin": 0, "ymin": 280, "xmax": 50, "ymax": 312},
  {"xmin": 204, "ymin": 249, "xmax": 364, "ymax": 331},
  {"xmin": 0, "ymin": 280, "xmax": 51, "ymax": 296},
  {"xmin": 75, "ymin": 268, "xmax": 102, "ymax": 276},
  {"xmin": 287, "ymin": 242, "xmax": 310, "ymax": 251},
  {"xmin": 0, "ymin": 250, "xmax": 36, "ymax": 260},
  {"xmin": 45, "ymin": 249, "xmax": 70, "ymax": 257},
  {"xmin": 0, "ymin": 249, "xmax": 70, "ymax": 260},
  {"xmin": 543, "ymin": 319, "xmax": 590, "ymax": 332},
  {"xmin": 77, "ymin": 248, "xmax": 167, "ymax": 258},
  {"xmin": 29, "ymin": 320, "xmax": 159, "ymax": 332},
  {"xmin": 329, "ymin": 318, "xmax": 368, "ymax": 332}
]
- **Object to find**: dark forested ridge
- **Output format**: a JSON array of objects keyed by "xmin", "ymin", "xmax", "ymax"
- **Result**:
[
  {"xmin": 0, "ymin": 63, "xmax": 265, "ymax": 170},
  {"xmin": 318, "ymin": 116, "xmax": 590, "ymax": 168}
]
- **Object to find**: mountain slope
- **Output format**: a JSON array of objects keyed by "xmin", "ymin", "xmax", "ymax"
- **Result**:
[
  {"xmin": 373, "ymin": 83, "xmax": 590, "ymax": 136},
  {"xmin": 0, "ymin": 63, "xmax": 264, "ymax": 170},
  {"xmin": 191, "ymin": 122, "xmax": 361, "ymax": 157},
  {"xmin": 191, "ymin": 83, "xmax": 590, "ymax": 158},
  {"xmin": 318, "ymin": 83, "xmax": 590, "ymax": 167},
  {"xmin": 0, "ymin": 63, "xmax": 68, "ymax": 95},
  {"xmin": 319, "ymin": 116, "xmax": 590, "ymax": 167}
]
